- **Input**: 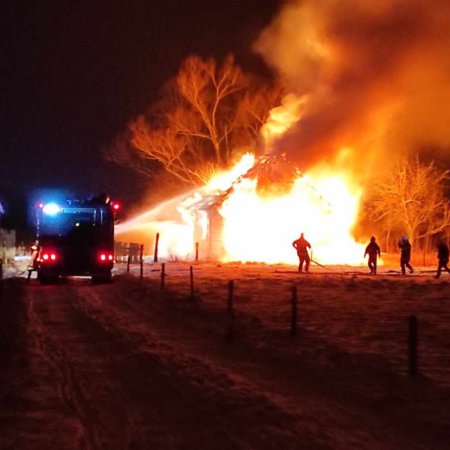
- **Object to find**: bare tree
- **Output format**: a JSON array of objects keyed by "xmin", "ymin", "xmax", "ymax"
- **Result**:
[
  {"xmin": 109, "ymin": 55, "xmax": 280, "ymax": 186},
  {"xmin": 367, "ymin": 154, "xmax": 450, "ymax": 247}
]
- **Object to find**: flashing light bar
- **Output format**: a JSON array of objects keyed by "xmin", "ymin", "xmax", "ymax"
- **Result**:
[{"xmin": 42, "ymin": 203, "xmax": 61, "ymax": 216}]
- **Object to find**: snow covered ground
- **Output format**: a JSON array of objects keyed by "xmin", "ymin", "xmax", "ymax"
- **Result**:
[{"xmin": 0, "ymin": 261, "xmax": 449, "ymax": 449}]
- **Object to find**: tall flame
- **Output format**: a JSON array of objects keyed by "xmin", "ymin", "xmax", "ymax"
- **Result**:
[
  {"xmin": 217, "ymin": 157, "xmax": 364, "ymax": 264},
  {"xmin": 117, "ymin": 80, "xmax": 367, "ymax": 264},
  {"xmin": 117, "ymin": 78, "xmax": 369, "ymax": 265}
]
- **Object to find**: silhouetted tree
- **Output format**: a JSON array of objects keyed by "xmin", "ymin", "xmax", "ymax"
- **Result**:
[
  {"xmin": 367, "ymin": 154, "xmax": 450, "ymax": 248},
  {"xmin": 109, "ymin": 55, "xmax": 281, "ymax": 186}
]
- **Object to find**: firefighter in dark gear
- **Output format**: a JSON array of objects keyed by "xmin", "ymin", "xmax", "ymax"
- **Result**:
[
  {"xmin": 398, "ymin": 236, "xmax": 414, "ymax": 275},
  {"xmin": 292, "ymin": 233, "xmax": 311, "ymax": 273},
  {"xmin": 364, "ymin": 236, "xmax": 381, "ymax": 274},
  {"xmin": 29, "ymin": 240, "xmax": 39, "ymax": 270},
  {"xmin": 435, "ymin": 241, "xmax": 450, "ymax": 279},
  {"xmin": 26, "ymin": 240, "xmax": 40, "ymax": 283}
]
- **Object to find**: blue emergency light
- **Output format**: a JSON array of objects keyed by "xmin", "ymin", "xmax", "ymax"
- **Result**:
[{"xmin": 42, "ymin": 203, "xmax": 61, "ymax": 216}]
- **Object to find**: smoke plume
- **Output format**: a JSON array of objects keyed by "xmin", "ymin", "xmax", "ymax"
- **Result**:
[{"xmin": 255, "ymin": 0, "xmax": 450, "ymax": 173}]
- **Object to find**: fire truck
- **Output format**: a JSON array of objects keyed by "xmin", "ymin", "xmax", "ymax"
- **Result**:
[{"xmin": 35, "ymin": 194, "xmax": 120, "ymax": 283}]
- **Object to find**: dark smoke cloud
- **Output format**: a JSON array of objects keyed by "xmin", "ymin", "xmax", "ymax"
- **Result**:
[{"xmin": 255, "ymin": 0, "xmax": 450, "ymax": 174}]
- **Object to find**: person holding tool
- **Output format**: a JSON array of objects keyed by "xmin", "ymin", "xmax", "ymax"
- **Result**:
[{"xmin": 292, "ymin": 233, "xmax": 311, "ymax": 273}]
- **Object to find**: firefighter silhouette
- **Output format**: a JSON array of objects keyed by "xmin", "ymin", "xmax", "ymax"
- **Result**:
[
  {"xmin": 25, "ymin": 240, "xmax": 40, "ymax": 283},
  {"xmin": 398, "ymin": 236, "xmax": 414, "ymax": 275},
  {"xmin": 292, "ymin": 233, "xmax": 311, "ymax": 273},
  {"xmin": 364, "ymin": 236, "xmax": 381, "ymax": 274},
  {"xmin": 435, "ymin": 241, "xmax": 450, "ymax": 279},
  {"xmin": 30, "ymin": 240, "xmax": 39, "ymax": 269}
]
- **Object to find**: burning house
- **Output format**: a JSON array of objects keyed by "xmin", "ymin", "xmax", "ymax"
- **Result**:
[
  {"xmin": 116, "ymin": 151, "xmax": 366, "ymax": 265},
  {"xmin": 188, "ymin": 154, "xmax": 332, "ymax": 262},
  {"xmin": 116, "ymin": 72, "xmax": 373, "ymax": 267}
]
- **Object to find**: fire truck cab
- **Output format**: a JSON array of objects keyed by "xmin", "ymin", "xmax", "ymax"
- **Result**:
[{"xmin": 35, "ymin": 194, "xmax": 119, "ymax": 284}]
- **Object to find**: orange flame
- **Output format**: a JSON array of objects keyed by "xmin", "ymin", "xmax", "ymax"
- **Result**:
[
  {"xmin": 203, "ymin": 154, "xmax": 364, "ymax": 264},
  {"xmin": 200, "ymin": 93, "xmax": 366, "ymax": 265},
  {"xmin": 117, "ymin": 150, "xmax": 366, "ymax": 265},
  {"xmin": 117, "ymin": 89, "xmax": 369, "ymax": 265}
]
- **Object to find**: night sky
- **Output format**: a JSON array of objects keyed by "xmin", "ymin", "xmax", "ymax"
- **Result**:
[{"xmin": 1, "ymin": 0, "xmax": 279, "ymax": 227}]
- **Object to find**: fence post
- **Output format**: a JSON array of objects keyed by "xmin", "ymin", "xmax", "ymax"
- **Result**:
[
  {"xmin": 139, "ymin": 244, "xmax": 144, "ymax": 280},
  {"xmin": 408, "ymin": 315, "xmax": 418, "ymax": 377},
  {"xmin": 195, "ymin": 242, "xmax": 199, "ymax": 262},
  {"xmin": 291, "ymin": 285, "xmax": 298, "ymax": 337},
  {"xmin": 0, "ymin": 258, "xmax": 3, "ymax": 281},
  {"xmin": 160, "ymin": 263, "xmax": 165, "ymax": 289},
  {"xmin": 154, "ymin": 233, "xmax": 160, "ymax": 263},
  {"xmin": 126, "ymin": 252, "xmax": 131, "ymax": 273},
  {"xmin": 226, "ymin": 280, "xmax": 235, "ymax": 339},
  {"xmin": 190, "ymin": 265, "xmax": 194, "ymax": 301}
]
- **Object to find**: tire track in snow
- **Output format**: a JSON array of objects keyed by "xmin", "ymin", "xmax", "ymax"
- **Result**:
[
  {"xmin": 70, "ymin": 284, "xmax": 326, "ymax": 450},
  {"xmin": 0, "ymin": 281, "xmax": 90, "ymax": 449},
  {"xmin": 71, "ymin": 280, "xmax": 427, "ymax": 450},
  {"xmin": 25, "ymin": 282, "xmax": 249, "ymax": 449},
  {"xmin": 26, "ymin": 287, "xmax": 116, "ymax": 450}
]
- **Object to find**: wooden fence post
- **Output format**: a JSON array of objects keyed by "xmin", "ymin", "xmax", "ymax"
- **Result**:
[
  {"xmin": 226, "ymin": 280, "xmax": 235, "ymax": 339},
  {"xmin": 154, "ymin": 233, "xmax": 160, "ymax": 263},
  {"xmin": 408, "ymin": 315, "xmax": 418, "ymax": 377},
  {"xmin": 160, "ymin": 263, "xmax": 165, "ymax": 289},
  {"xmin": 126, "ymin": 252, "xmax": 131, "ymax": 273},
  {"xmin": 291, "ymin": 285, "xmax": 298, "ymax": 337},
  {"xmin": 190, "ymin": 265, "xmax": 194, "ymax": 301},
  {"xmin": 195, "ymin": 242, "xmax": 199, "ymax": 262},
  {"xmin": 139, "ymin": 244, "xmax": 144, "ymax": 280}
]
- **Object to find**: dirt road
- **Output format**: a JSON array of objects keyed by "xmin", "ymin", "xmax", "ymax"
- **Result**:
[{"xmin": 0, "ymin": 272, "xmax": 449, "ymax": 449}]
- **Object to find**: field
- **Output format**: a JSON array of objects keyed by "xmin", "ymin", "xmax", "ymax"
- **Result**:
[{"xmin": 0, "ymin": 262, "xmax": 449, "ymax": 449}]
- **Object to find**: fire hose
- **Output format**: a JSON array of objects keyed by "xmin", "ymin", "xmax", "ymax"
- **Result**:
[
  {"xmin": 310, "ymin": 258, "xmax": 328, "ymax": 269},
  {"xmin": 307, "ymin": 250, "xmax": 330, "ymax": 270}
]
